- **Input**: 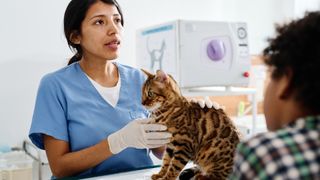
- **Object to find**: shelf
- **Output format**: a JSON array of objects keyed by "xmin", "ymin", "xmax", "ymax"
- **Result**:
[{"xmin": 181, "ymin": 86, "xmax": 256, "ymax": 97}]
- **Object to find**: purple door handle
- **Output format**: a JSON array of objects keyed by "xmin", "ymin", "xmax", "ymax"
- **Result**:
[{"xmin": 207, "ymin": 40, "xmax": 225, "ymax": 61}]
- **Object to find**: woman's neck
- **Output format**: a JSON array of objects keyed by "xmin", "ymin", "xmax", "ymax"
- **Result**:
[{"xmin": 79, "ymin": 57, "xmax": 119, "ymax": 87}]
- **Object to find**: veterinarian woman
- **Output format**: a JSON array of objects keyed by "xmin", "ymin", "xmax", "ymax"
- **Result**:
[{"xmin": 28, "ymin": 0, "xmax": 217, "ymax": 178}]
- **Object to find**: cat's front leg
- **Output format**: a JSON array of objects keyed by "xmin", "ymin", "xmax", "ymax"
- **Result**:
[
  {"xmin": 161, "ymin": 149, "xmax": 190, "ymax": 180},
  {"xmin": 151, "ymin": 147, "xmax": 174, "ymax": 180}
]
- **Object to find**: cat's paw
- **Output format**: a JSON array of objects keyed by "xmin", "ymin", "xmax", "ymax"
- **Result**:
[{"xmin": 151, "ymin": 173, "xmax": 163, "ymax": 180}]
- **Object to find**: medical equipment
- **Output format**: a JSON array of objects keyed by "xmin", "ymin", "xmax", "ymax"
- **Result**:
[
  {"xmin": 23, "ymin": 140, "xmax": 50, "ymax": 180},
  {"xmin": 0, "ymin": 150, "xmax": 33, "ymax": 180},
  {"xmin": 136, "ymin": 20, "xmax": 251, "ymax": 89}
]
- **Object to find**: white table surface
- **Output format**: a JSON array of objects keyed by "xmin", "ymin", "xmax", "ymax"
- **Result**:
[
  {"xmin": 82, "ymin": 163, "xmax": 196, "ymax": 180},
  {"xmin": 83, "ymin": 166, "xmax": 161, "ymax": 180}
]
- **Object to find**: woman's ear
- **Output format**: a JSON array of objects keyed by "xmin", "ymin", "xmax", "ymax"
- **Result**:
[{"xmin": 70, "ymin": 31, "xmax": 81, "ymax": 44}]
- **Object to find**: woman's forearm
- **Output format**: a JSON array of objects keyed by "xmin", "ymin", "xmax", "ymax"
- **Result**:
[{"xmin": 44, "ymin": 135, "xmax": 114, "ymax": 178}]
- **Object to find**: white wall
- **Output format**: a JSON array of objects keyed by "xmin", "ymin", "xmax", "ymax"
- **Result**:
[
  {"xmin": 1, "ymin": 0, "xmax": 316, "ymax": 147},
  {"xmin": 294, "ymin": 0, "xmax": 320, "ymax": 18},
  {"xmin": 0, "ymin": 0, "xmax": 71, "ymax": 147}
]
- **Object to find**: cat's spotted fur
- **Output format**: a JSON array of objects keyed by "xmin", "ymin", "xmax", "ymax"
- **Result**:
[{"xmin": 141, "ymin": 69, "xmax": 240, "ymax": 180}]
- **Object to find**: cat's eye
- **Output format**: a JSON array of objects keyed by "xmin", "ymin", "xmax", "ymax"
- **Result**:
[{"xmin": 148, "ymin": 91, "xmax": 154, "ymax": 97}]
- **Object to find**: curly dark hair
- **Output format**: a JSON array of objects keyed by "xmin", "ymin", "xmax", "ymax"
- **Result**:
[{"xmin": 263, "ymin": 11, "xmax": 320, "ymax": 113}]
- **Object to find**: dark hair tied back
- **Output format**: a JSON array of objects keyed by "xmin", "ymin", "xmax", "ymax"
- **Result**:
[{"xmin": 63, "ymin": 0, "xmax": 124, "ymax": 65}]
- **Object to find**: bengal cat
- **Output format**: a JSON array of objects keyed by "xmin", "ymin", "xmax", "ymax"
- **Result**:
[{"xmin": 141, "ymin": 69, "xmax": 240, "ymax": 180}]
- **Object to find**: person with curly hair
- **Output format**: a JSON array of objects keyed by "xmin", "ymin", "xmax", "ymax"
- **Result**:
[{"xmin": 229, "ymin": 11, "xmax": 320, "ymax": 179}]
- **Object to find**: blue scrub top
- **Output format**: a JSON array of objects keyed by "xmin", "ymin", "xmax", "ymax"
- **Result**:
[{"xmin": 29, "ymin": 62, "xmax": 153, "ymax": 177}]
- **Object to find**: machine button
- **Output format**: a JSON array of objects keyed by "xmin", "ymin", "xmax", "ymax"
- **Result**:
[
  {"xmin": 207, "ymin": 40, "xmax": 225, "ymax": 61},
  {"xmin": 237, "ymin": 27, "xmax": 247, "ymax": 39},
  {"xmin": 243, "ymin": 72, "xmax": 250, "ymax": 77}
]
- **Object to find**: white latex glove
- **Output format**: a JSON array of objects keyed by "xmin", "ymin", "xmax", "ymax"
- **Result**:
[
  {"xmin": 191, "ymin": 96, "xmax": 225, "ymax": 110},
  {"xmin": 107, "ymin": 118, "xmax": 172, "ymax": 154}
]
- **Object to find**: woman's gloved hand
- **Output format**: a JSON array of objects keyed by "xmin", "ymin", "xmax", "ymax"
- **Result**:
[
  {"xmin": 107, "ymin": 118, "xmax": 172, "ymax": 154},
  {"xmin": 191, "ymin": 96, "xmax": 225, "ymax": 110}
]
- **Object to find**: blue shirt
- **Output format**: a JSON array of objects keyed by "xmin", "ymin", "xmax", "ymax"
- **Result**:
[{"xmin": 29, "ymin": 62, "xmax": 153, "ymax": 177}]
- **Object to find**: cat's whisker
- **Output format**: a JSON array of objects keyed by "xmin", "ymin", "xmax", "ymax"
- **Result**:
[{"xmin": 146, "ymin": 102, "xmax": 161, "ymax": 112}]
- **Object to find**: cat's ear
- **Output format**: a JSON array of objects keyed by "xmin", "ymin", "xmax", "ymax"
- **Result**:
[
  {"xmin": 155, "ymin": 70, "xmax": 169, "ymax": 83},
  {"xmin": 141, "ymin": 69, "xmax": 154, "ymax": 78}
]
